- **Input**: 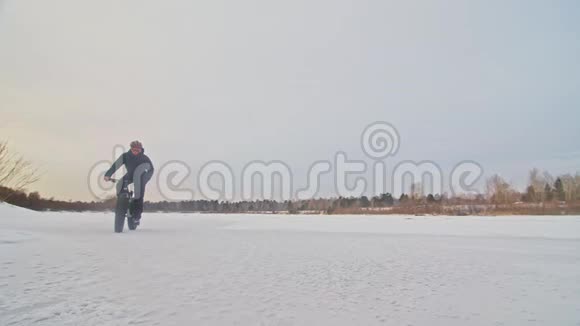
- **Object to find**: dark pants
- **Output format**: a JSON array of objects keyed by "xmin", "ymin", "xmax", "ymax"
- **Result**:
[{"xmin": 116, "ymin": 175, "xmax": 148, "ymax": 220}]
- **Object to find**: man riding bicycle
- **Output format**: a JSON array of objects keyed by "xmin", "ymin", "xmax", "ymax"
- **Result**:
[{"xmin": 104, "ymin": 141, "xmax": 154, "ymax": 228}]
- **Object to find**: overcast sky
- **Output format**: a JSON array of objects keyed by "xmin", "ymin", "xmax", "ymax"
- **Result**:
[{"xmin": 1, "ymin": 0, "xmax": 579, "ymax": 200}]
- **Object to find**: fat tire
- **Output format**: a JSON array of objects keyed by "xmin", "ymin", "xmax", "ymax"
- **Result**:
[{"xmin": 114, "ymin": 196, "xmax": 129, "ymax": 233}]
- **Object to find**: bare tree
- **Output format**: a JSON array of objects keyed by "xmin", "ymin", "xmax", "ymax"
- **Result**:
[
  {"xmin": 543, "ymin": 171, "xmax": 555, "ymax": 189},
  {"xmin": 576, "ymin": 173, "xmax": 580, "ymax": 201},
  {"xmin": 529, "ymin": 168, "xmax": 545, "ymax": 201},
  {"xmin": 410, "ymin": 182, "xmax": 423, "ymax": 200},
  {"xmin": 0, "ymin": 141, "xmax": 40, "ymax": 201},
  {"xmin": 486, "ymin": 174, "xmax": 514, "ymax": 205},
  {"xmin": 560, "ymin": 174, "xmax": 578, "ymax": 202}
]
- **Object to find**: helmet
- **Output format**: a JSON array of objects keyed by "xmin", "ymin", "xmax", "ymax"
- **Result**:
[{"xmin": 130, "ymin": 140, "xmax": 143, "ymax": 149}]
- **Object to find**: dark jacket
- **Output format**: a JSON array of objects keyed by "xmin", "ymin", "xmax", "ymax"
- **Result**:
[{"xmin": 105, "ymin": 149, "xmax": 154, "ymax": 183}]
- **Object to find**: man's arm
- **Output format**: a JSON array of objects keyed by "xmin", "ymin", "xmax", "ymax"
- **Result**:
[{"xmin": 104, "ymin": 154, "xmax": 125, "ymax": 179}]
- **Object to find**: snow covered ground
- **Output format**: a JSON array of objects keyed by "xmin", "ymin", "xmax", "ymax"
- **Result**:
[{"xmin": 1, "ymin": 203, "xmax": 580, "ymax": 326}]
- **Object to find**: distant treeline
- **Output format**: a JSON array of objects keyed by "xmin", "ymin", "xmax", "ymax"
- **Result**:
[{"xmin": 2, "ymin": 169, "xmax": 580, "ymax": 215}]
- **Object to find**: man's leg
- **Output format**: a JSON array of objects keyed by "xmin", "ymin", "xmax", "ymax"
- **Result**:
[
  {"xmin": 133, "ymin": 197, "xmax": 144, "ymax": 220},
  {"xmin": 131, "ymin": 166, "xmax": 150, "ymax": 222},
  {"xmin": 132, "ymin": 181, "xmax": 146, "ymax": 221}
]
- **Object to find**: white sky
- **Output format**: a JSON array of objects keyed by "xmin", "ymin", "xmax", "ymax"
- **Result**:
[{"xmin": 1, "ymin": 0, "xmax": 579, "ymax": 200}]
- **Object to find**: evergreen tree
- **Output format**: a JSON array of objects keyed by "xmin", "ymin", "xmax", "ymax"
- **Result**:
[
  {"xmin": 426, "ymin": 194, "xmax": 436, "ymax": 203},
  {"xmin": 544, "ymin": 183, "xmax": 554, "ymax": 201},
  {"xmin": 554, "ymin": 178, "xmax": 566, "ymax": 201},
  {"xmin": 359, "ymin": 196, "xmax": 370, "ymax": 208},
  {"xmin": 399, "ymin": 193, "xmax": 409, "ymax": 203},
  {"xmin": 523, "ymin": 185, "xmax": 536, "ymax": 203},
  {"xmin": 380, "ymin": 193, "xmax": 394, "ymax": 206}
]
